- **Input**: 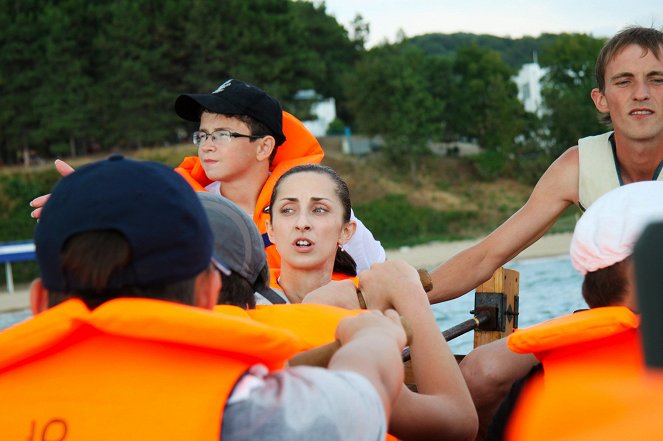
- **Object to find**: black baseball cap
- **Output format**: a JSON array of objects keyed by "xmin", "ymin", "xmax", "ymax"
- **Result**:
[
  {"xmin": 174, "ymin": 79, "xmax": 286, "ymax": 146},
  {"xmin": 35, "ymin": 155, "xmax": 229, "ymax": 292}
]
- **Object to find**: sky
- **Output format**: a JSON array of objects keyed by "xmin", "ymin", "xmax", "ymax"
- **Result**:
[{"xmin": 321, "ymin": 0, "xmax": 662, "ymax": 47}]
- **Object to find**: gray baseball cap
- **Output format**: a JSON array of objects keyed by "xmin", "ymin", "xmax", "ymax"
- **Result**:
[{"xmin": 196, "ymin": 192, "xmax": 272, "ymax": 298}]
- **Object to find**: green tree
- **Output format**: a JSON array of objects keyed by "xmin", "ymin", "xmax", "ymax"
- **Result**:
[
  {"xmin": 540, "ymin": 33, "xmax": 606, "ymax": 156},
  {"xmin": 445, "ymin": 45, "xmax": 525, "ymax": 151},
  {"xmin": 31, "ymin": 0, "xmax": 99, "ymax": 158},
  {"xmin": 343, "ymin": 43, "xmax": 443, "ymax": 181},
  {"xmin": 408, "ymin": 32, "xmax": 558, "ymax": 69},
  {"xmin": 0, "ymin": 0, "xmax": 363, "ymax": 163},
  {"xmin": 349, "ymin": 14, "xmax": 370, "ymax": 52},
  {"xmin": 91, "ymin": 0, "xmax": 177, "ymax": 149},
  {"xmin": 0, "ymin": 0, "xmax": 47, "ymax": 164},
  {"xmin": 182, "ymin": 0, "xmax": 300, "ymax": 102},
  {"xmin": 286, "ymin": 2, "xmax": 356, "ymax": 100}
]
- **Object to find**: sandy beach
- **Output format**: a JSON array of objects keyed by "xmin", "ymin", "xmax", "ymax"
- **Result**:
[
  {"xmin": 0, "ymin": 232, "xmax": 572, "ymax": 313},
  {"xmin": 386, "ymin": 232, "xmax": 573, "ymax": 269}
]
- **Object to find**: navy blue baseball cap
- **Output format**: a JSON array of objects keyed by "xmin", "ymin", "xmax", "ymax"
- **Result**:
[
  {"xmin": 174, "ymin": 79, "xmax": 286, "ymax": 146},
  {"xmin": 35, "ymin": 155, "xmax": 229, "ymax": 292}
]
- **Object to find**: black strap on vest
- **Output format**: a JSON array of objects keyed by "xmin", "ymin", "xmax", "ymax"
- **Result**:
[{"xmin": 257, "ymin": 287, "xmax": 287, "ymax": 304}]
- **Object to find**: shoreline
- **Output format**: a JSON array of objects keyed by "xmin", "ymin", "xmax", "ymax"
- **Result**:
[
  {"xmin": 0, "ymin": 232, "xmax": 573, "ymax": 313},
  {"xmin": 385, "ymin": 232, "xmax": 573, "ymax": 269}
]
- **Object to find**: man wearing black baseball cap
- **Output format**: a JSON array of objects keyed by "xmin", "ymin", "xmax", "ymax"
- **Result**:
[
  {"xmin": 3, "ymin": 155, "xmax": 407, "ymax": 440},
  {"xmin": 173, "ymin": 78, "xmax": 386, "ymax": 275}
]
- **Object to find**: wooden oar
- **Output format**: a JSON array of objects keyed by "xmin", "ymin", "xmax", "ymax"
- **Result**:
[{"xmin": 289, "ymin": 317, "xmax": 412, "ymax": 367}]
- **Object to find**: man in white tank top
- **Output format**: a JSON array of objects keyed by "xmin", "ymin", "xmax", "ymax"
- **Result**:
[{"xmin": 427, "ymin": 26, "xmax": 663, "ymax": 304}]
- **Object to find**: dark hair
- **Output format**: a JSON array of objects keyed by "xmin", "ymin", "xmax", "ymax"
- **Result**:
[
  {"xmin": 270, "ymin": 164, "xmax": 357, "ymax": 276},
  {"xmin": 595, "ymin": 27, "xmax": 663, "ymax": 125},
  {"xmin": 201, "ymin": 110, "xmax": 279, "ymax": 163},
  {"xmin": 582, "ymin": 258, "xmax": 631, "ymax": 308},
  {"xmin": 48, "ymin": 231, "xmax": 199, "ymax": 309},
  {"xmin": 596, "ymin": 26, "xmax": 663, "ymax": 92},
  {"xmin": 218, "ymin": 270, "xmax": 257, "ymax": 309}
]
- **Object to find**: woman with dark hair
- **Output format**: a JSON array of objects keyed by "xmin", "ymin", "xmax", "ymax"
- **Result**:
[
  {"xmin": 265, "ymin": 164, "xmax": 360, "ymax": 304},
  {"xmin": 266, "ymin": 164, "xmax": 478, "ymax": 440}
]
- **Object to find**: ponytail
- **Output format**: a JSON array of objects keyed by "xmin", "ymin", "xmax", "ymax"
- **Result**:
[{"xmin": 333, "ymin": 246, "xmax": 357, "ymax": 277}]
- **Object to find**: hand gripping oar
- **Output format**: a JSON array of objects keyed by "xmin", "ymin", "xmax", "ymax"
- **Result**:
[
  {"xmin": 290, "ymin": 268, "xmax": 430, "ymax": 367},
  {"xmin": 289, "ymin": 317, "xmax": 413, "ymax": 367},
  {"xmin": 417, "ymin": 268, "xmax": 433, "ymax": 293},
  {"xmin": 356, "ymin": 268, "xmax": 433, "ymax": 309}
]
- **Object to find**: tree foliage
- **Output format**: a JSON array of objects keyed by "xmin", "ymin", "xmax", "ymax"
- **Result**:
[
  {"xmin": 0, "ymin": 0, "xmax": 611, "ymax": 185},
  {"xmin": 0, "ymin": 0, "xmax": 357, "ymax": 164},
  {"xmin": 540, "ymin": 33, "xmax": 607, "ymax": 156},
  {"xmin": 409, "ymin": 32, "xmax": 558, "ymax": 69},
  {"xmin": 445, "ymin": 45, "xmax": 525, "ymax": 151},
  {"xmin": 342, "ymin": 43, "xmax": 444, "ymax": 180}
]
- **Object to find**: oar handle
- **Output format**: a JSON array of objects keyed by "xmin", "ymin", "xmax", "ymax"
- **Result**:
[
  {"xmin": 418, "ymin": 268, "xmax": 433, "ymax": 292},
  {"xmin": 289, "ymin": 317, "xmax": 413, "ymax": 368}
]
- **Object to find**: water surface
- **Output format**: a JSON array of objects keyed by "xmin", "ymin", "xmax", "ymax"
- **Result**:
[
  {"xmin": 434, "ymin": 255, "xmax": 585, "ymax": 354},
  {"xmin": 1, "ymin": 255, "xmax": 585, "ymax": 356}
]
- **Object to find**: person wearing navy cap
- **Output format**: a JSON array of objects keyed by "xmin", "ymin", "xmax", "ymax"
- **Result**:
[{"xmin": 3, "ymin": 155, "xmax": 408, "ymax": 440}]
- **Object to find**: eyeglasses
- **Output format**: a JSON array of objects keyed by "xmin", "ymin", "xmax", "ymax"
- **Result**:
[{"xmin": 192, "ymin": 130, "xmax": 265, "ymax": 146}]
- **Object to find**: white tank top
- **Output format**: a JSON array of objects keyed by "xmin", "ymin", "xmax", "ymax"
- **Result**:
[{"xmin": 578, "ymin": 131, "xmax": 663, "ymax": 210}]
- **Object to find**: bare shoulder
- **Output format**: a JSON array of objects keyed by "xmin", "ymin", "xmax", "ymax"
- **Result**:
[
  {"xmin": 532, "ymin": 145, "xmax": 579, "ymax": 205},
  {"xmin": 545, "ymin": 145, "xmax": 579, "ymax": 177}
]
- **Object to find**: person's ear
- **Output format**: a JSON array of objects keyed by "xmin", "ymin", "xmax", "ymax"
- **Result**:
[
  {"xmin": 194, "ymin": 267, "xmax": 221, "ymax": 310},
  {"xmin": 338, "ymin": 220, "xmax": 357, "ymax": 246},
  {"xmin": 29, "ymin": 278, "xmax": 49, "ymax": 314},
  {"xmin": 591, "ymin": 88, "xmax": 609, "ymax": 114},
  {"xmin": 266, "ymin": 219, "xmax": 276, "ymax": 244},
  {"xmin": 256, "ymin": 136, "xmax": 276, "ymax": 162}
]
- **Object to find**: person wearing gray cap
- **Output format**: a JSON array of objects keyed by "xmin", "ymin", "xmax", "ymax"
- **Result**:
[
  {"xmin": 197, "ymin": 192, "xmax": 284, "ymax": 307},
  {"xmin": 2, "ymin": 155, "xmax": 411, "ymax": 440}
]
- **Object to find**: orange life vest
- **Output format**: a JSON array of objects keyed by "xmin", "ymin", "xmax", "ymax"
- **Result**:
[
  {"xmin": 174, "ymin": 111, "xmax": 325, "ymax": 271},
  {"xmin": 217, "ymin": 303, "xmax": 398, "ymax": 441},
  {"xmin": 0, "ymin": 298, "xmax": 301, "ymax": 440},
  {"xmin": 247, "ymin": 303, "xmax": 361, "ymax": 348},
  {"xmin": 506, "ymin": 306, "xmax": 644, "ymax": 441},
  {"xmin": 269, "ymin": 268, "xmax": 358, "ymax": 295}
]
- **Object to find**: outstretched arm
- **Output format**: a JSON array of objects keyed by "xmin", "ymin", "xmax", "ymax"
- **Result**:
[
  {"xmin": 427, "ymin": 147, "xmax": 580, "ymax": 303},
  {"xmin": 360, "ymin": 260, "xmax": 478, "ymax": 441}
]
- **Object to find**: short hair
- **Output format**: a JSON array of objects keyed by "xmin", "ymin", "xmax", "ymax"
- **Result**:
[
  {"xmin": 596, "ymin": 26, "xmax": 663, "ymax": 93},
  {"xmin": 581, "ymin": 257, "xmax": 631, "ymax": 308},
  {"xmin": 48, "ymin": 231, "xmax": 200, "ymax": 309},
  {"xmin": 270, "ymin": 164, "xmax": 357, "ymax": 276},
  {"xmin": 218, "ymin": 269, "xmax": 259, "ymax": 309}
]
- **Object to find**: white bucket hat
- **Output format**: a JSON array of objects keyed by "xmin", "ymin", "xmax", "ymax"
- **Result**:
[{"xmin": 570, "ymin": 181, "xmax": 663, "ymax": 275}]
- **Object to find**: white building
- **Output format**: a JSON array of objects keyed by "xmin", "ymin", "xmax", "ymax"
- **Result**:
[
  {"xmin": 294, "ymin": 89, "xmax": 337, "ymax": 138},
  {"xmin": 514, "ymin": 59, "xmax": 548, "ymax": 116}
]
